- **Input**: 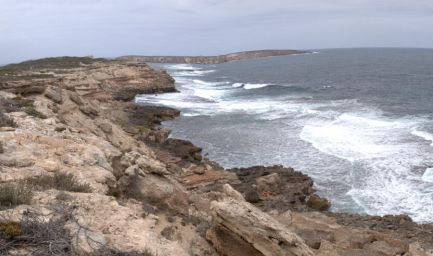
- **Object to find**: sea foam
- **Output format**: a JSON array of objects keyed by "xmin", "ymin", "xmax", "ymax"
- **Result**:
[
  {"xmin": 411, "ymin": 130, "xmax": 433, "ymax": 146},
  {"xmin": 422, "ymin": 168, "xmax": 433, "ymax": 183}
]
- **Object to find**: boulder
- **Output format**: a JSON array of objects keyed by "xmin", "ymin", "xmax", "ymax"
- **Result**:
[
  {"xmin": 79, "ymin": 104, "xmax": 99, "ymax": 117},
  {"xmin": 162, "ymin": 138, "xmax": 203, "ymax": 162},
  {"xmin": 98, "ymin": 122, "xmax": 113, "ymax": 134},
  {"xmin": 135, "ymin": 155, "xmax": 170, "ymax": 176},
  {"xmin": 256, "ymin": 173, "xmax": 282, "ymax": 199},
  {"xmin": 45, "ymin": 87, "xmax": 63, "ymax": 103},
  {"xmin": 69, "ymin": 91, "xmax": 85, "ymax": 105}
]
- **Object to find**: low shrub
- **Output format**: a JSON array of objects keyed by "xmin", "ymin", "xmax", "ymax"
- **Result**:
[
  {"xmin": 0, "ymin": 112, "xmax": 16, "ymax": 127},
  {"xmin": 0, "ymin": 210, "xmax": 72, "ymax": 255},
  {"xmin": 0, "ymin": 183, "xmax": 33, "ymax": 207},
  {"xmin": 0, "ymin": 222, "xmax": 22, "ymax": 239},
  {"xmin": 26, "ymin": 172, "xmax": 92, "ymax": 193},
  {"xmin": 0, "ymin": 97, "xmax": 46, "ymax": 119},
  {"xmin": 55, "ymin": 127, "xmax": 67, "ymax": 132},
  {"xmin": 11, "ymin": 97, "xmax": 33, "ymax": 109},
  {"xmin": 24, "ymin": 105, "xmax": 47, "ymax": 119}
]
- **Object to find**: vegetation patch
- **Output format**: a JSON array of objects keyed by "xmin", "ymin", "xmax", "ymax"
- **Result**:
[
  {"xmin": 24, "ymin": 105, "xmax": 47, "ymax": 119},
  {"xmin": 0, "ymin": 112, "xmax": 16, "ymax": 127},
  {"xmin": 89, "ymin": 248, "xmax": 157, "ymax": 256},
  {"xmin": 0, "ymin": 56, "xmax": 106, "ymax": 73},
  {"xmin": 0, "ymin": 210, "xmax": 72, "ymax": 255},
  {"xmin": 0, "ymin": 222, "xmax": 22, "ymax": 239},
  {"xmin": 55, "ymin": 127, "xmax": 67, "ymax": 132},
  {"xmin": 0, "ymin": 96, "xmax": 46, "ymax": 119},
  {"xmin": 0, "ymin": 183, "xmax": 33, "ymax": 208},
  {"xmin": 0, "ymin": 206, "xmax": 156, "ymax": 255},
  {"xmin": 26, "ymin": 172, "xmax": 92, "ymax": 193}
]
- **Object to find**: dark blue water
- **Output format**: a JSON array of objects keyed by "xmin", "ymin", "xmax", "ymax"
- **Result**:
[{"xmin": 137, "ymin": 48, "xmax": 433, "ymax": 223}]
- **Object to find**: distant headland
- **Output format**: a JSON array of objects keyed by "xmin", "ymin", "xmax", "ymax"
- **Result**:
[{"xmin": 117, "ymin": 49, "xmax": 309, "ymax": 64}]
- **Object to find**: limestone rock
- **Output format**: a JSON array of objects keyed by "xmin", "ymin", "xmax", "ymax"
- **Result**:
[
  {"xmin": 69, "ymin": 91, "xmax": 85, "ymax": 105},
  {"xmin": 256, "ymin": 172, "xmax": 282, "ymax": 199},
  {"xmin": 230, "ymin": 165, "xmax": 314, "ymax": 212},
  {"xmin": 135, "ymin": 154, "xmax": 170, "ymax": 176},
  {"xmin": 222, "ymin": 183, "xmax": 245, "ymax": 201},
  {"xmin": 79, "ymin": 104, "xmax": 99, "ymax": 117},
  {"xmin": 98, "ymin": 122, "xmax": 113, "ymax": 134},
  {"xmin": 207, "ymin": 184, "xmax": 314, "ymax": 256},
  {"xmin": 45, "ymin": 87, "xmax": 63, "ymax": 103},
  {"xmin": 409, "ymin": 243, "xmax": 433, "ymax": 256}
]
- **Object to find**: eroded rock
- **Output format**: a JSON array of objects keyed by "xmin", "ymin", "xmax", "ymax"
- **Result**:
[{"xmin": 207, "ymin": 184, "xmax": 314, "ymax": 256}]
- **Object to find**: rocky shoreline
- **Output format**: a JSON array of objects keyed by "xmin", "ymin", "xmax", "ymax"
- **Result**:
[{"xmin": 0, "ymin": 57, "xmax": 432, "ymax": 255}]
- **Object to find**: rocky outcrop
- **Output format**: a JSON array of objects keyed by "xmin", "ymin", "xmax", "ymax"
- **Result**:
[
  {"xmin": 0, "ymin": 57, "xmax": 432, "ymax": 256},
  {"xmin": 229, "ymin": 165, "xmax": 314, "ymax": 212},
  {"xmin": 118, "ymin": 50, "xmax": 309, "ymax": 64},
  {"xmin": 207, "ymin": 185, "xmax": 314, "ymax": 256}
]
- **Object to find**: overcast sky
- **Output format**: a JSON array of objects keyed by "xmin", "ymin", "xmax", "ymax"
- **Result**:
[{"xmin": 1, "ymin": 0, "xmax": 433, "ymax": 64}]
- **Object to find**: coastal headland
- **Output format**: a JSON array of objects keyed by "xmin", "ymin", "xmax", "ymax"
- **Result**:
[
  {"xmin": 117, "ymin": 49, "xmax": 308, "ymax": 64},
  {"xmin": 0, "ymin": 56, "xmax": 431, "ymax": 255}
]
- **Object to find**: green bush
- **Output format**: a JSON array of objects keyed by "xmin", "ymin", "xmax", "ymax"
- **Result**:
[
  {"xmin": 0, "ymin": 183, "xmax": 33, "ymax": 207},
  {"xmin": 24, "ymin": 105, "xmax": 47, "ymax": 119},
  {"xmin": 26, "ymin": 172, "xmax": 92, "ymax": 193}
]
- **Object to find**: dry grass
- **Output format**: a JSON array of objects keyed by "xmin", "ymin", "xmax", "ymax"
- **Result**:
[
  {"xmin": 0, "ymin": 206, "xmax": 156, "ymax": 256},
  {"xmin": 0, "ymin": 183, "xmax": 33, "ymax": 208},
  {"xmin": 26, "ymin": 173, "xmax": 92, "ymax": 193},
  {"xmin": 0, "ymin": 208, "xmax": 72, "ymax": 255}
]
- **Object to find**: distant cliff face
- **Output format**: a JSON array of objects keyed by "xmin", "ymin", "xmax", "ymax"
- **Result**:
[{"xmin": 117, "ymin": 50, "xmax": 308, "ymax": 64}]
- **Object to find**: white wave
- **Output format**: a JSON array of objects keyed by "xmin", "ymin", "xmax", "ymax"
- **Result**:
[
  {"xmin": 411, "ymin": 130, "xmax": 433, "ymax": 146},
  {"xmin": 165, "ymin": 64, "xmax": 197, "ymax": 70},
  {"xmin": 422, "ymin": 168, "xmax": 433, "ymax": 183},
  {"xmin": 243, "ymin": 83, "xmax": 271, "ymax": 90},
  {"xmin": 173, "ymin": 70, "xmax": 215, "ymax": 77},
  {"xmin": 347, "ymin": 158, "xmax": 433, "ymax": 223},
  {"xmin": 231, "ymin": 83, "xmax": 272, "ymax": 89},
  {"xmin": 301, "ymin": 112, "xmax": 433, "ymax": 223},
  {"xmin": 182, "ymin": 112, "xmax": 201, "ymax": 117},
  {"xmin": 300, "ymin": 113, "xmax": 402, "ymax": 162},
  {"xmin": 192, "ymin": 79, "xmax": 230, "ymax": 86},
  {"xmin": 193, "ymin": 88, "xmax": 225, "ymax": 100}
]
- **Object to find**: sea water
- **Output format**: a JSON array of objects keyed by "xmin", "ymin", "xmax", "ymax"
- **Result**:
[{"xmin": 137, "ymin": 48, "xmax": 433, "ymax": 223}]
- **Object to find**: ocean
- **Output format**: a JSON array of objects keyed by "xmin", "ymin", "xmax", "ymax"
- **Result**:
[{"xmin": 136, "ymin": 48, "xmax": 433, "ymax": 223}]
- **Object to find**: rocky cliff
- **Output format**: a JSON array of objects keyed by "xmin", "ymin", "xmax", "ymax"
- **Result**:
[
  {"xmin": 0, "ymin": 57, "xmax": 431, "ymax": 255},
  {"xmin": 117, "ymin": 50, "xmax": 308, "ymax": 64}
]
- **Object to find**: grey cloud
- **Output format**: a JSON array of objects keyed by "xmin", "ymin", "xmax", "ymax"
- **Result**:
[{"xmin": 1, "ymin": 0, "xmax": 432, "ymax": 64}]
